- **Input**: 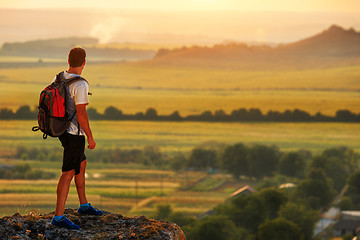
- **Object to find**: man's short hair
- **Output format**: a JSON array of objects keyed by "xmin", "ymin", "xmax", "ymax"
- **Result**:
[{"xmin": 68, "ymin": 47, "xmax": 86, "ymax": 67}]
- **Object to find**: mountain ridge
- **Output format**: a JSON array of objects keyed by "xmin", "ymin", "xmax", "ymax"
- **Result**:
[
  {"xmin": 281, "ymin": 25, "xmax": 360, "ymax": 56},
  {"xmin": 146, "ymin": 25, "xmax": 360, "ymax": 70},
  {"xmin": 0, "ymin": 37, "xmax": 156, "ymax": 62}
]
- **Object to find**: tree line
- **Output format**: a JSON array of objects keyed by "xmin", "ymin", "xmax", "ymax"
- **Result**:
[
  {"xmin": 140, "ymin": 144, "xmax": 359, "ymax": 240},
  {"xmin": 0, "ymin": 163, "xmax": 54, "ymax": 179},
  {"xmin": 1, "ymin": 105, "xmax": 360, "ymax": 122},
  {"xmin": 161, "ymin": 145, "xmax": 359, "ymax": 240},
  {"xmin": 8, "ymin": 143, "xmax": 360, "ymax": 238},
  {"xmin": 14, "ymin": 143, "xmax": 359, "ymax": 202}
]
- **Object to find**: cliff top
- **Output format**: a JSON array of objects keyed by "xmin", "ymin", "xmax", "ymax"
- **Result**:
[{"xmin": 0, "ymin": 208, "xmax": 185, "ymax": 240}]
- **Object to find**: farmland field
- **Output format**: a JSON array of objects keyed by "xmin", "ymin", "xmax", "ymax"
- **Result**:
[
  {"xmin": 0, "ymin": 161, "xmax": 235, "ymax": 218},
  {"xmin": 0, "ymin": 63, "xmax": 359, "ymax": 115},
  {"xmin": 0, "ymin": 120, "xmax": 359, "ymax": 156},
  {"xmin": 0, "ymin": 61, "xmax": 359, "ymax": 221}
]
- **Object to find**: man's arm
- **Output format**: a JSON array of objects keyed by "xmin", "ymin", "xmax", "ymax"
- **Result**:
[{"xmin": 76, "ymin": 103, "xmax": 96, "ymax": 149}]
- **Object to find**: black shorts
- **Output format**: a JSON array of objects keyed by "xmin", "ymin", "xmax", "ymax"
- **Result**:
[{"xmin": 59, "ymin": 132, "xmax": 86, "ymax": 175}]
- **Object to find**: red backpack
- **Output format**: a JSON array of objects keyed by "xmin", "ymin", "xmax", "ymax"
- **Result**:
[{"xmin": 32, "ymin": 72, "xmax": 87, "ymax": 139}]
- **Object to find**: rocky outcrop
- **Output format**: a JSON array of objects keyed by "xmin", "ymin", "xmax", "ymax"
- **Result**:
[{"xmin": 0, "ymin": 209, "xmax": 186, "ymax": 240}]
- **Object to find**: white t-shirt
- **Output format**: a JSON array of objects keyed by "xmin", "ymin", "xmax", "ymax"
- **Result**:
[{"xmin": 53, "ymin": 71, "xmax": 89, "ymax": 136}]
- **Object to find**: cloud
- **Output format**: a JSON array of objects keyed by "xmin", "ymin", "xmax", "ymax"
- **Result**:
[{"xmin": 90, "ymin": 17, "xmax": 124, "ymax": 43}]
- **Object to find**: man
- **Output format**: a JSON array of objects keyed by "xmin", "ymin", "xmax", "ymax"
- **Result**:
[{"xmin": 51, "ymin": 47, "xmax": 102, "ymax": 230}]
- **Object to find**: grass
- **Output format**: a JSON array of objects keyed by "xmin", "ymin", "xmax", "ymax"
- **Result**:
[
  {"xmin": 0, "ymin": 60, "xmax": 359, "ymax": 219},
  {"xmin": 0, "ymin": 180, "xmax": 178, "ymax": 197},
  {"xmin": 129, "ymin": 190, "xmax": 232, "ymax": 217},
  {"xmin": 188, "ymin": 175, "xmax": 228, "ymax": 191},
  {"xmin": 0, "ymin": 166, "xmax": 232, "ymax": 218},
  {"xmin": 0, "ymin": 63, "xmax": 359, "ymax": 115},
  {"xmin": 1, "ymin": 120, "xmax": 359, "ymax": 156}
]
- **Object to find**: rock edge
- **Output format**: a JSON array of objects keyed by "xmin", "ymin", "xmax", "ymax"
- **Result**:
[{"xmin": 0, "ymin": 208, "xmax": 186, "ymax": 240}]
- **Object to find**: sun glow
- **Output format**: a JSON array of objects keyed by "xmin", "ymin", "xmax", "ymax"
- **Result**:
[
  {"xmin": 1, "ymin": 0, "xmax": 360, "ymax": 12},
  {"xmin": 193, "ymin": 0, "xmax": 219, "ymax": 3}
]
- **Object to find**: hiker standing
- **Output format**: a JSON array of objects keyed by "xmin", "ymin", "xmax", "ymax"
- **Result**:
[{"xmin": 51, "ymin": 47, "xmax": 102, "ymax": 229}]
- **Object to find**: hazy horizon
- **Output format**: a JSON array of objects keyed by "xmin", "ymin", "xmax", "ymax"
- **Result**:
[
  {"xmin": 1, "ymin": 8, "xmax": 359, "ymax": 46},
  {"xmin": 2, "ymin": 0, "xmax": 360, "ymax": 12}
]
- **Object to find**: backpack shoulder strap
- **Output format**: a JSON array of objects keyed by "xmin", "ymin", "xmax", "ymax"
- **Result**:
[
  {"xmin": 64, "ymin": 75, "xmax": 88, "ymax": 136},
  {"xmin": 64, "ymin": 76, "xmax": 88, "ymax": 86},
  {"xmin": 54, "ymin": 71, "xmax": 65, "ymax": 84},
  {"xmin": 55, "ymin": 71, "xmax": 88, "ymax": 86}
]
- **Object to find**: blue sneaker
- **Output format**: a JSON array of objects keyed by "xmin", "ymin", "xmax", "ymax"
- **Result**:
[
  {"xmin": 77, "ymin": 203, "xmax": 103, "ymax": 216},
  {"xmin": 51, "ymin": 216, "xmax": 80, "ymax": 230}
]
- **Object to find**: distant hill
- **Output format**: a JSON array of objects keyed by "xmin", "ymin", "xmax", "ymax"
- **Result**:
[
  {"xmin": 280, "ymin": 25, "xmax": 360, "ymax": 56},
  {"xmin": 0, "ymin": 37, "xmax": 156, "ymax": 62},
  {"xmin": 148, "ymin": 25, "xmax": 360, "ymax": 70}
]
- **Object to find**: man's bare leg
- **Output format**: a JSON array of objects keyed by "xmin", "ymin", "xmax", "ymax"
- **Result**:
[
  {"xmin": 55, "ymin": 170, "xmax": 75, "ymax": 216},
  {"xmin": 75, "ymin": 160, "xmax": 88, "ymax": 205},
  {"xmin": 75, "ymin": 159, "xmax": 102, "ymax": 215}
]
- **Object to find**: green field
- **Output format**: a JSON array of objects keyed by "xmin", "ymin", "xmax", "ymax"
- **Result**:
[
  {"xmin": 1, "ymin": 60, "xmax": 359, "ymax": 221},
  {"xmin": 0, "ymin": 63, "xmax": 359, "ymax": 115},
  {"xmin": 0, "ymin": 120, "xmax": 359, "ymax": 156},
  {"xmin": 0, "ymin": 161, "xmax": 236, "ymax": 218}
]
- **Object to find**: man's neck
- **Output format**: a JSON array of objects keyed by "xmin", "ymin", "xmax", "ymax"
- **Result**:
[{"xmin": 67, "ymin": 67, "xmax": 83, "ymax": 75}]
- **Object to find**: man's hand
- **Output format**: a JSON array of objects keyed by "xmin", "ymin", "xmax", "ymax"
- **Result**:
[{"xmin": 87, "ymin": 136, "xmax": 96, "ymax": 149}]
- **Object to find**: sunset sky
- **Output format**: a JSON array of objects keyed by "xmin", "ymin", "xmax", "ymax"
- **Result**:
[
  {"xmin": 1, "ymin": 0, "xmax": 359, "ymax": 12},
  {"xmin": 0, "ymin": 0, "xmax": 359, "ymax": 44}
]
